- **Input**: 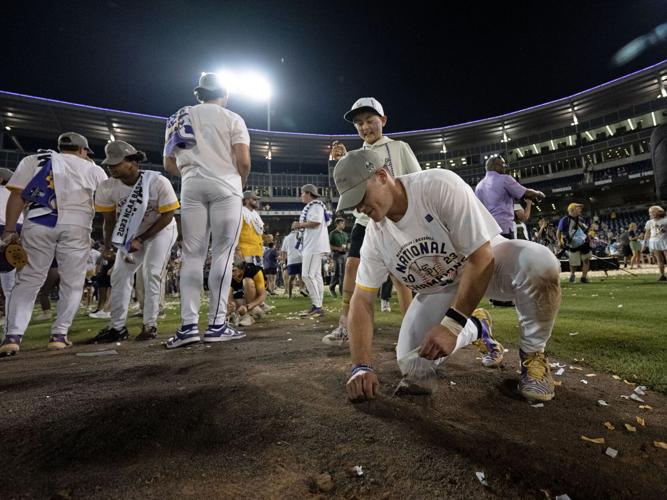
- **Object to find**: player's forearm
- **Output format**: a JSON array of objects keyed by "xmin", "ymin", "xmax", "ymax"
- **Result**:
[
  {"xmin": 4, "ymin": 192, "xmax": 26, "ymax": 231},
  {"xmin": 137, "ymin": 211, "xmax": 175, "ymax": 242},
  {"xmin": 348, "ymin": 291, "xmax": 375, "ymax": 365},
  {"xmin": 102, "ymin": 213, "xmax": 116, "ymax": 249},
  {"xmin": 163, "ymin": 156, "xmax": 180, "ymax": 177},
  {"xmin": 451, "ymin": 243, "xmax": 494, "ymax": 316}
]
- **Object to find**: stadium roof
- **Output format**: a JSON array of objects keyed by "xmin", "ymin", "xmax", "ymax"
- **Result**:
[{"xmin": 1, "ymin": 59, "xmax": 666, "ymax": 163}]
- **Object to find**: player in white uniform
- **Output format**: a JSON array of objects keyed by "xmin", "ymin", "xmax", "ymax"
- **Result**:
[
  {"xmin": 323, "ymin": 97, "xmax": 421, "ymax": 346},
  {"xmin": 87, "ymin": 141, "xmax": 179, "ymax": 343},
  {"xmin": 335, "ymin": 150, "xmax": 562, "ymax": 402},
  {"xmin": 642, "ymin": 205, "xmax": 667, "ymax": 281},
  {"xmin": 163, "ymin": 73, "xmax": 250, "ymax": 348},
  {"xmin": 294, "ymin": 184, "xmax": 331, "ymax": 316},
  {"xmin": 0, "ymin": 132, "xmax": 107, "ymax": 355},
  {"xmin": 0, "ymin": 168, "xmax": 24, "ymax": 303}
]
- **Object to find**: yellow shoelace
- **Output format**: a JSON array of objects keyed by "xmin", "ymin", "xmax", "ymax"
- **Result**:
[{"xmin": 522, "ymin": 352, "xmax": 548, "ymax": 380}]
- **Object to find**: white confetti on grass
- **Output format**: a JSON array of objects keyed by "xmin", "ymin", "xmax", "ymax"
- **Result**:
[
  {"xmin": 598, "ymin": 400, "xmax": 609, "ymax": 406},
  {"xmin": 605, "ymin": 447, "xmax": 618, "ymax": 458},
  {"xmin": 475, "ymin": 471, "xmax": 488, "ymax": 486}
]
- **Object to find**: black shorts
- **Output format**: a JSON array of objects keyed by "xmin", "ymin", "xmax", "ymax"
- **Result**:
[
  {"xmin": 347, "ymin": 223, "xmax": 367, "ymax": 259},
  {"xmin": 264, "ymin": 267, "xmax": 277, "ymax": 275}
]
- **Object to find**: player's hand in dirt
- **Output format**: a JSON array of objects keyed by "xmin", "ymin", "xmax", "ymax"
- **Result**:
[
  {"xmin": 331, "ymin": 141, "xmax": 347, "ymax": 161},
  {"xmin": 238, "ymin": 305, "xmax": 248, "ymax": 316},
  {"xmin": 346, "ymin": 370, "xmax": 379, "ymax": 401},
  {"xmin": 419, "ymin": 325, "xmax": 458, "ymax": 360}
]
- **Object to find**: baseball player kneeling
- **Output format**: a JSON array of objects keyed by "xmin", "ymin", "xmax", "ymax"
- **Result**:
[
  {"xmin": 87, "ymin": 141, "xmax": 178, "ymax": 343},
  {"xmin": 334, "ymin": 150, "xmax": 561, "ymax": 402}
]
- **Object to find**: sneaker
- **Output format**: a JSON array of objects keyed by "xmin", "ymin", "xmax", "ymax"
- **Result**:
[
  {"xmin": 249, "ymin": 306, "xmax": 266, "ymax": 320},
  {"xmin": 203, "ymin": 323, "xmax": 246, "ymax": 342},
  {"xmin": 136, "ymin": 325, "xmax": 158, "ymax": 341},
  {"xmin": 330, "ymin": 288, "xmax": 337, "ymax": 298},
  {"xmin": 37, "ymin": 310, "xmax": 52, "ymax": 321},
  {"xmin": 260, "ymin": 303, "xmax": 276, "ymax": 313},
  {"xmin": 518, "ymin": 350, "xmax": 555, "ymax": 402},
  {"xmin": 238, "ymin": 314, "xmax": 255, "ymax": 327},
  {"xmin": 471, "ymin": 308, "xmax": 504, "ymax": 367},
  {"xmin": 299, "ymin": 305, "xmax": 317, "ymax": 317},
  {"xmin": 0, "ymin": 335, "xmax": 21, "ymax": 356},
  {"xmin": 381, "ymin": 300, "xmax": 391, "ymax": 312},
  {"xmin": 47, "ymin": 334, "xmax": 72, "ymax": 350},
  {"xmin": 659, "ymin": 275, "xmax": 667, "ymax": 282},
  {"xmin": 158, "ymin": 309, "xmax": 166, "ymax": 319},
  {"xmin": 165, "ymin": 324, "xmax": 201, "ymax": 349},
  {"xmin": 229, "ymin": 312, "xmax": 240, "ymax": 327},
  {"xmin": 322, "ymin": 326, "xmax": 348, "ymax": 346},
  {"xmin": 88, "ymin": 326, "xmax": 129, "ymax": 344},
  {"xmin": 580, "ymin": 277, "xmax": 590, "ymax": 284},
  {"xmin": 299, "ymin": 289, "xmax": 309, "ymax": 297},
  {"xmin": 568, "ymin": 274, "xmax": 576, "ymax": 283},
  {"xmin": 89, "ymin": 310, "xmax": 111, "ymax": 319},
  {"xmin": 310, "ymin": 307, "xmax": 325, "ymax": 317}
]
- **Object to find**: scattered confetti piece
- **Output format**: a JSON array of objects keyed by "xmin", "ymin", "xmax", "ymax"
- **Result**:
[
  {"xmin": 581, "ymin": 435, "xmax": 605, "ymax": 444},
  {"xmin": 550, "ymin": 362, "xmax": 566, "ymax": 368},
  {"xmin": 530, "ymin": 403, "xmax": 544, "ymax": 408},
  {"xmin": 450, "ymin": 381, "xmax": 457, "ymax": 386},
  {"xmin": 605, "ymin": 447, "xmax": 618, "ymax": 458},
  {"xmin": 352, "ymin": 465, "xmax": 364, "ymax": 476},
  {"xmin": 555, "ymin": 495, "xmax": 572, "ymax": 500},
  {"xmin": 503, "ymin": 348, "xmax": 509, "ymax": 353},
  {"xmin": 620, "ymin": 395, "xmax": 630, "ymax": 400},
  {"xmin": 585, "ymin": 373, "xmax": 597, "ymax": 377},
  {"xmin": 569, "ymin": 366, "xmax": 583, "ymax": 371},
  {"xmin": 639, "ymin": 405, "xmax": 653, "ymax": 410},
  {"xmin": 636, "ymin": 416, "xmax": 645, "ymax": 427},
  {"xmin": 568, "ymin": 332, "xmax": 579, "ymax": 336},
  {"xmin": 612, "ymin": 375, "xmax": 621, "ymax": 380},
  {"xmin": 623, "ymin": 380, "xmax": 634, "ymax": 385},
  {"xmin": 654, "ymin": 441, "xmax": 667, "ymax": 450},
  {"xmin": 603, "ymin": 421, "xmax": 615, "ymax": 430},
  {"xmin": 624, "ymin": 423, "xmax": 637, "ymax": 433},
  {"xmin": 475, "ymin": 471, "xmax": 488, "ymax": 486},
  {"xmin": 580, "ymin": 379, "xmax": 588, "ymax": 385},
  {"xmin": 617, "ymin": 304, "xmax": 623, "ymax": 308},
  {"xmin": 634, "ymin": 386, "xmax": 647, "ymax": 396},
  {"xmin": 553, "ymin": 380, "xmax": 562, "ymax": 386},
  {"xmin": 555, "ymin": 368, "xmax": 565, "ymax": 376},
  {"xmin": 630, "ymin": 393, "xmax": 645, "ymax": 403},
  {"xmin": 598, "ymin": 400, "xmax": 609, "ymax": 406}
]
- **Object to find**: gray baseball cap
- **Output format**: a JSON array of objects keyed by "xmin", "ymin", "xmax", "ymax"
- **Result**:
[
  {"xmin": 0, "ymin": 168, "xmax": 14, "ymax": 184},
  {"xmin": 333, "ymin": 149, "xmax": 385, "ymax": 211},
  {"xmin": 243, "ymin": 190, "xmax": 260, "ymax": 200},
  {"xmin": 301, "ymin": 184, "xmax": 320, "ymax": 197},
  {"xmin": 102, "ymin": 140, "xmax": 146, "ymax": 166},
  {"xmin": 194, "ymin": 73, "xmax": 226, "ymax": 93},
  {"xmin": 58, "ymin": 132, "xmax": 94, "ymax": 155},
  {"xmin": 343, "ymin": 97, "xmax": 385, "ymax": 123}
]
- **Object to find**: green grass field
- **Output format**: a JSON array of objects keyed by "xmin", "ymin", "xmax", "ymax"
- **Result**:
[{"xmin": 10, "ymin": 274, "xmax": 667, "ymax": 392}]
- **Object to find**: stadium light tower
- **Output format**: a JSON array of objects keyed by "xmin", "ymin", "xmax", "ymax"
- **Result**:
[{"xmin": 215, "ymin": 69, "xmax": 273, "ymax": 190}]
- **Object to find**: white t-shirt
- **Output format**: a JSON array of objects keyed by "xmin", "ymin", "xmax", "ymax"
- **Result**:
[
  {"xmin": 8, "ymin": 152, "xmax": 107, "ymax": 228},
  {"xmin": 167, "ymin": 103, "xmax": 250, "ymax": 196},
  {"xmin": 0, "ymin": 186, "xmax": 24, "ymax": 226},
  {"xmin": 645, "ymin": 217, "xmax": 667, "ymax": 244},
  {"xmin": 300, "ymin": 202, "xmax": 331, "ymax": 255},
  {"xmin": 95, "ymin": 173, "xmax": 180, "ymax": 236},
  {"xmin": 282, "ymin": 231, "xmax": 302, "ymax": 265},
  {"xmin": 87, "ymin": 248, "xmax": 101, "ymax": 271},
  {"xmin": 353, "ymin": 136, "xmax": 422, "ymax": 227},
  {"xmin": 356, "ymin": 169, "xmax": 501, "ymax": 295}
]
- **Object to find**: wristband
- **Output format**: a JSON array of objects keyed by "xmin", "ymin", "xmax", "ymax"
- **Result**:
[
  {"xmin": 444, "ymin": 307, "xmax": 468, "ymax": 328},
  {"xmin": 440, "ymin": 316, "xmax": 464, "ymax": 335},
  {"xmin": 351, "ymin": 364, "xmax": 374, "ymax": 375}
]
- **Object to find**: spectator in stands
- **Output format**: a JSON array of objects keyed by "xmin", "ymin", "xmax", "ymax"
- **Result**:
[
  {"xmin": 328, "ymin": 217, "xmax": 348, "ymax": 298},
  {"xmin": 628, "ymin": 222, "xmax": 642, "ymax": 269},
  {"xmin": 557, "ymin": 203, "xmax": 592, "ymax": 283},
  {"xmin": 642, "ymin": 205, "xmax": 667, "ymax": 281}
]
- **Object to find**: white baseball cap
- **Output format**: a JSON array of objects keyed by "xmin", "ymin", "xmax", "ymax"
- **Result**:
[{"xmin": 343, "ymin": 97, "xmax": 385, "ymax": 122}]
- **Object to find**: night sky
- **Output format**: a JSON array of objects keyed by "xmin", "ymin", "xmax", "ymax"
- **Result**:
[{"xmin": 3, "ymin": 0, "xmax": 666, "ymax": 134}]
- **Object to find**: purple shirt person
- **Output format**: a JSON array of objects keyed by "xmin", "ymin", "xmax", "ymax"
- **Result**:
[{"xmin": 475, "ymin": 155, "xmax": 545, "ymax": 236}]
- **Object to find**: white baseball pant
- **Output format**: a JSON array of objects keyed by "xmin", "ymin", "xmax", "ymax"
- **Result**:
[
  {"xmin": 179, "ymin": 176, "xmax": 242, "ymax": 326},
  {"xmin": 134, "ymin": 257, "xmax": 168, "ymax": 312},
  {"xmin": 0, "ymin": 270, "xmax": 16, "ymax": 300},
  {"xmin": 5, "ymin": 221, "xmax": 91, "ymax": 338},
  {"xmin": 396, "ymin": 238, "xmax": 561, "ymax": 374},
  {"xmin": 302, "ymin": 252, "xmax": 325, "ymax": 308},
  {"xmin": 109, "ymin": 223, "xmax": 177, "ymax": 329}
]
